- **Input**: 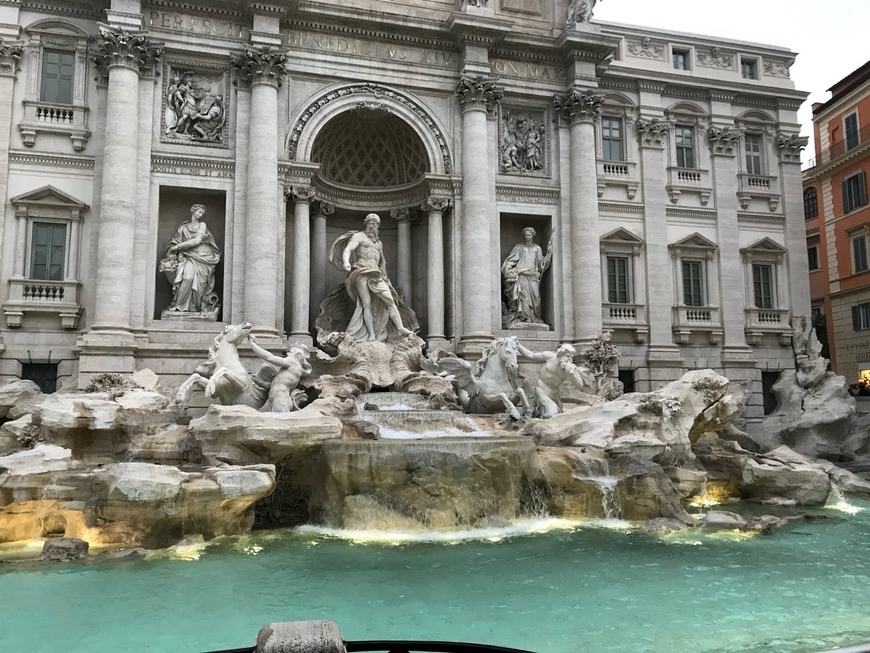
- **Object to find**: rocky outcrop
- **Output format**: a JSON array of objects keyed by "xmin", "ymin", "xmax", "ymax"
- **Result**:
[
  {"xmin": 756, "ymin": 370, "xmax": 857, "ymax": 460},
  {"xmin": 39, "ymin": 537, "xmax": 89, "ymax": 562},
  {"xmin": 0, "ymin": 380, "xmax": 44, "ymax": 420},
  {"xmin": 0, "ymin": 444, "xmax": 275, "ymax": 546},
  {"xmin": 188, "ymin": 403, "xmax": 343, "ymax": 466}
]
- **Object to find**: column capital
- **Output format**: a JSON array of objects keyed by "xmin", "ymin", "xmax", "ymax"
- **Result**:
[
  {"xmin": 455, "ymin": 75, "xmax": 503, "ymax": 117},
  {"xmin": 775, "ymin": 132, "xmax": 808, "ymax": 163},
  {"xmin": 708, "ymin": 126, "xmax": 740, "ymax": 157},
  {"xmin": 92, "ymin": 25, "xmax": 162, "ymax": 76},
  {"xmin": 291, "ymin": 186, "xmax": 316, "ymax": 203},
  {"xmin": 554, "ymin": 88, "xmax": 604, "ymax": 125},
  {"xmin": 390, "ymin": 207, "xmax": 414, "ymax": 223},
  {"xmin": 0, "ymin": 38, "xmax": 24, "ymax": 78},
  {"xmin": 231, "ymin": 45, "xmax": 288, "ymax": 88},
  {"xmin": 636, "ymin": 118, "xmax": 669, "ymax": 149},
  {"xmin": 314, "ymin": 200, "xmax": 335, "ymax": 217},
  {"xmin": 422, "ymin": 197, "xmax": 451, "ymax": 214}
]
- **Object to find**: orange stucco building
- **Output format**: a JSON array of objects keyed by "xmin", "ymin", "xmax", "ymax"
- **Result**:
[{"xmin": 804, "ymin": 60, "xmax": 870, "ymax": 382}]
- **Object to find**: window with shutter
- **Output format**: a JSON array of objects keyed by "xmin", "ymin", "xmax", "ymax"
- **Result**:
[
  {"xmin": 40, "ymin": 49, "xmax": 75, "ymax": 105},
  {"xmin": 30, "ymin": 222, "xmax": 66, "ymax": 281}
]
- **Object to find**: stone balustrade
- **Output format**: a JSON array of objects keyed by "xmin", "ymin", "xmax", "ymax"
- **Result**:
[
  {"xmin": 666, "ymin": 166, "xmax": 712, "ymax": 205},
  {"xmin": 3, "ymin": 278, "xmax": 81, "ymax": 329},
  {"xmin": 18, "ymin": 100, "xmax": 90, "ymax": 151}
]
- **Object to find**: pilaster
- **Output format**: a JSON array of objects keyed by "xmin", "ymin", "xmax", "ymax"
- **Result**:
[
  {"xmin": 777, "ymin": 133, "xmax": 811, "ymax": 317},
  {"xmin": 390, "ymin": 207, "xmax": 413, "ymax": 305}
]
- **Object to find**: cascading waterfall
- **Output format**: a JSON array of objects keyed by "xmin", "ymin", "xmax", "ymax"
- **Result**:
[{"xmin": 569, "ymin": 451, "xmax": 622, "ymax": 520}]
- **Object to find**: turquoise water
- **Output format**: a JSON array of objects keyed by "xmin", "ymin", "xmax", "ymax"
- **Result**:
[{"xmin": 2, "ymin": 505, "xmax": 870, "ymax": 653}]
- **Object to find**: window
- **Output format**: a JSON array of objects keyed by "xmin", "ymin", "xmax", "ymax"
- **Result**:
[
  {"xmin": 40, "ymin": 49, "xmax": 75, "ymax": 105},
  {"xmin": 607, "ymin": 255, "xmax": 631, "ymax": 304},
  {"xmin": 682, "ymin": 260, "xmax": 705, "ymax": 306},
  {"xmin": 853, "ymin": 302, "xmax": 870, "ymax": 331},
  {"xmin": 21, "ymin": 363, "xmax": 58, "ymax": 394},
  {"xmin": 845, "ymin": 112, "xmax": 859, "ymax": 151},
  {"xmin": 618, "ymin": 369, "xmax": 635, "ymax": 393},
  {"xmin": 807, "ymin": 245, "xmax": 819, "ymax": 271},
  {"xmin": 744, "ymin": 133, "xmax": 763, "ymax": 175},
  {"xmin": 843, "ymin": 172, "xmax": 867, "ymax": 213},
  {"xmin": 675, "ymin": 126, "xmax": 695, "ymax": 168},
  {"xmin": 30, "ymin": 222, "xmax": 66, "ymax": 281},
  {"xmin": 741, "ymin": 59, "xmax": 757, "ymax": 80},
  {"xmin": 672, "ymin": 49, "xmax": 690, "ymax": 70},
  {"xmin": 601, "ymin": 117, "xmax": 624, "ymax": 162},
  {"xmin": 852, "ymin": 233, "xmax": 869, "ymax": 273},
  {"xmin": 752, "ymin": 264, "xmax": 775, "ymax": 309},
  {"xmin": 804, "ymin": 187, "xmax": 818, "ymax": 219}
]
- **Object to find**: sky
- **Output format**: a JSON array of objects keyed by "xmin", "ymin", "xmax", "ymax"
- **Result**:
[{"xmin": 592, "ymin": 0, "xmax": 870, "ymax": 161}]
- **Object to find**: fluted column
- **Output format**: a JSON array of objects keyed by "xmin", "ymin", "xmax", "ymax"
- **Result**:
[
  {"xmin": 231, "ymin": 46, "xmax": 287, "ymax": 335},
  {"xmin": 289, "ymin": 186, "xmax": 315, "ymax": 344},
  {"xmin": 89, "ymin": 27, "xmax": 162, "ymax": 336},
  {"xmin": 310, "ymin": 201, "xmax": 333, "ymax": 324},
  {"xmin": 555, "ymin": 89, "xmax": 604, "ymax": 345},
  {"xmin": 390, "ymin": 207, "xmax": 413, "ymax": 304},
  {"xmin": 423, "ymin": 197, "xmax": 450, "ymax": 348},
  {"xmin": 455, "ymin": 75, "xmax": 503, "ymax": 354}
]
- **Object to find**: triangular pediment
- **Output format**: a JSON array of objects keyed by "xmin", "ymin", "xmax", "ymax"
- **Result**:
[
  {"xmin": 601, "ymin": 227, "xmax": 644, "ymax": 246},
  {"xmin": 741, "ymin": 237, "xmax": 787, "ymax": 255},
  {"xmin": 11, "ymin": 185, "xmax": 89, "ymax": 211},
  {"xmin": 670, "ymin": 232, "xmax": 717, "ymax": 250}
]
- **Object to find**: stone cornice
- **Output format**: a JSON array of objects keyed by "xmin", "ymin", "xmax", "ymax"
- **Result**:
[
  {"xmin": 230, "ymin": 44, "xmax": 287, "ymax": 87},
  {"xmin": 496, "ymin": 183, "xmax": 560, "ymax": 205},
  {"xmin": 556, "ymin": 30, "xmax": 619, "ymax": 64},
  {"xmin": 445, "ymin": 13, "xmax": 512, "ymax": 48},
  {"xmin": 599, "ymin": 201, "xmax": 644, "ymax": 215},
  {"xmin": 9, "ymin": 150, "xmax": 95, "ymax": 169},
  {"xmin": 92, "ymin": 25, "xmax": 163, "ymax": 76},
  {"xmin": 151, "ymin": 154, "xmax": 235, "ymax": 178},
  {"xmin": 287, "ymin": 18, "xmax": 456, "ymax": 52},
  {"xmin": 20, "ymin": 0, "xmax": 103, "ymax": 19}
]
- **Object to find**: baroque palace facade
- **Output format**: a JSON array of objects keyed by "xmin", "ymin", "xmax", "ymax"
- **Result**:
[{"xmin": 0, "ymin": 0, "xmax": 808, "ymax": 421}]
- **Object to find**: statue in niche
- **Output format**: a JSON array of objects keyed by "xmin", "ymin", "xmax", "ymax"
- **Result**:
[
  {"xmin": 316, "ymin": 213, "xmax": 417, "ymax": 344},
  {"xmin": 517, "ymin": 343, "xmax": 596, "ymax": 418},
  {"xmin": 566, "ymin": 0, "xmax": 601, "ymax": 27},
  {"xmin": 501, "ymin": 227, "xmax": 553, "ymax": 328},
  {"xmin": 164, "ymin": 66, "xmax": 227, "ymax": 145},
  {"xmin": 500, "ymin": 111, "xmax": 546, "ymax": 174},
  {"xmin": 160, "ymin": 203, "xmax": 221, "ymax": 320}
]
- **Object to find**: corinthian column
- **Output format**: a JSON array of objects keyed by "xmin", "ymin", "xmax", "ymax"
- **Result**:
[
  {"xmin": 231, "ymin": 46, "xmax": 287, "ymax": 335},
  {"xmin": 455, "ymin": 75, "xmax": 503, "ymax": 354},
  {"xmin": 88, "ymin": 27, "xmax": 162, "ymax": 340},
  {"xmin": 423, "ymin": 197, "xmax": 450, "ymax": 349},
  {"xmin": 555, "ymin": 88, "xmax": 604, "ymax": 345},
  {"xmin": 390, "ymin": 207, "xmax": 413, "ymax": 305},
  {"xmin": 289, "ymin": 186, "xmax": 315, "ymax": 344}
]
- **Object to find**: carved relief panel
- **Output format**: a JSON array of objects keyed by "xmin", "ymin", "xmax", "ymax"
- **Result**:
[
  {"xmin": 161, "ymin": 61, "xmax": 229, "ymax": 148},
  {"xmin": 498, "ymin": 105, "xmax": 550, "ymax": 178}
]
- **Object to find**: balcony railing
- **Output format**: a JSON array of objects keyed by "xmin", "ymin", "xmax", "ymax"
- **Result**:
[
  {"xmin": 745, "ymin": 307, "xmax": 792, "ymax": 346},
  {"xmin": 737, "ymin": 173, "xmax": 780, "ymax": 211},
  {"xmin": 3, "ymin": 278, "xmax": 81, "ymax": 329},
  {"xmin": 672, "ymin": 304, "xmax": 723, "ymax": 345},
  {"xmin": 19, "ymin": 100, "xmax": 90, "ymax": 151},
  {"xmin": 596, "ymin": 159, "xmax": 639, "ymax": 200},
  {"xmin": 804, "ymin": 124, "xmax": 870, "ymax": 172},
  {"xmin": 666, "ymin": 167, "xmax": 712, "ymax": 205},
  {"xmin": 603, "ymin": 302, "xmax": 649, "ymax": 343}
]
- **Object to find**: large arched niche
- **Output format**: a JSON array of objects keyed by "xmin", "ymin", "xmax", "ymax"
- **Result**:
[{"xmin": 288, "ymin": 83, "xmax": 452, "ymax": 179}]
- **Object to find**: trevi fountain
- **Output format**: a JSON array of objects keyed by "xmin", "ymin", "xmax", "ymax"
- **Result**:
[{"xmin": 1, "ymin": 211, "xmax": 870, "ymax": 652}]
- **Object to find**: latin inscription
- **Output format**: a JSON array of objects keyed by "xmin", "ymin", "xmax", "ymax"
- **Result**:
[
  {"xmin": 492, "ymin": 59, "xmax": 565, "ymax": 81},
  {"xmin": 844, "ymin": 341, "xmax": 870, "ymax": 354},
  {"xmin": 287, "ymin": 32, "xmax": 457, "ymax": 68},
  {"xmin": 148, "ymin": 11, "xmax": 248, "ymax": 40}
]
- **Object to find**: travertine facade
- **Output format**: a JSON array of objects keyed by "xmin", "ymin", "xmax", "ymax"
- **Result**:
[{"xmin": 0, "ymin": 0, "xmax": 808, "ymax": 421}]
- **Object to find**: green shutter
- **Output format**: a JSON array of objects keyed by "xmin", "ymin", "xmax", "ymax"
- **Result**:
[
  {"xmin": 30, "ymin": 222, "xmax": 66, "ymax": 280},
  {"xmin": 41, "ymin": 50, "xmax": 75, "ymax": 104}
]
